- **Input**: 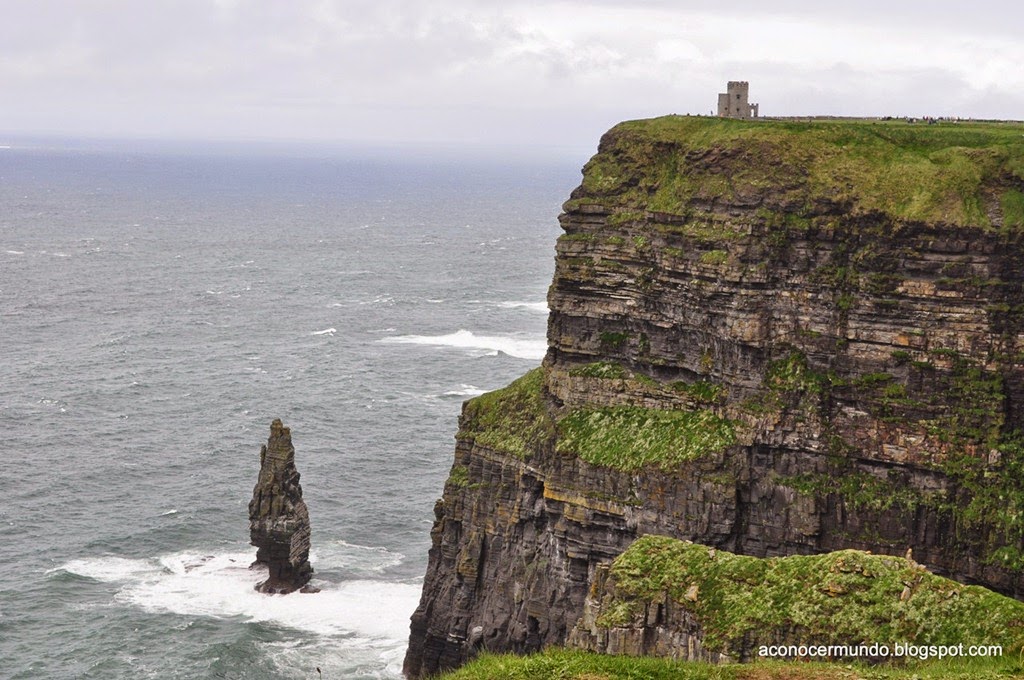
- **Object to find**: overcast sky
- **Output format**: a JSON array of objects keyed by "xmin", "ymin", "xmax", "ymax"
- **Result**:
[{"xmin": 2, "ymin": 1, "xmax": 1022, "ymax": 156}]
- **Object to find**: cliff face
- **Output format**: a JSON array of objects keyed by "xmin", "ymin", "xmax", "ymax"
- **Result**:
[{"xmin": 404, "ymin": 117, "xmax": 1024, "ymax": 678}]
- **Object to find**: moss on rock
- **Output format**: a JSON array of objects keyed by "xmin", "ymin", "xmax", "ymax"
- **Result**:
[
  {"xmin": 556, "ymin": 406, "xmax": 735, "ymax": 472},
  {"xmin": 603, "ymin": 535, "xmax": 1024, "ymax": 655},
  {"xmin": 459, "ymin": 368, "xmax": 554, "ymax": 459}
]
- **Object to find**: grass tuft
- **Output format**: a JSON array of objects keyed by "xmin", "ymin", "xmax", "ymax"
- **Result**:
[
  {"xmin": 459, "ymin": 368, "xmax": 554, "ymax": 459},
  {"xmin": 556, "ymin": 406, "xmax": 735, "ymax": 471}
]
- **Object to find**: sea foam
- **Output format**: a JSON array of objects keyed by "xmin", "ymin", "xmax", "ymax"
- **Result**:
[
  {"xmin": 52, "ymin": 546, "xmax": 420, "ymax": 641},
  {"xmin": 497, "ymin": 300, "xmax": 549, "ymax": 313},
  {"xmin": 52, "ymin": 556, "xmax": 162, "ymax": 582},
  {"xmin": 379, "ymin": 329, "xmax": 546, "ymax": 361},
  {"xmin": 441, "ymin": 384, "xmax": 486, "ymax": 398}
]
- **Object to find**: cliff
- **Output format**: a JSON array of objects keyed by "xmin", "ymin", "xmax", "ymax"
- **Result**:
[{"xmin": 404, "ymin": 117, "xmax": 1024, "ymax": 677}]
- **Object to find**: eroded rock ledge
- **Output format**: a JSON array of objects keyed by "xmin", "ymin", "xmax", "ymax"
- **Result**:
[
  {"xmin": 249, "ymin": 419, "xmax": 313, "ymax": 594},
  {"xmin": 404, "ymin": 116, "xmax": 1024, "ymax": 677},
  {"xmin": 569, "ymin": 535, "xmax": 1024, "ymax": 662}
]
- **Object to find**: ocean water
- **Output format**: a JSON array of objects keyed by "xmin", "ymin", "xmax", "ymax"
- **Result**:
[{"xmin": 0, "ymin": 142, "xmax": 577, "ymax": 678}]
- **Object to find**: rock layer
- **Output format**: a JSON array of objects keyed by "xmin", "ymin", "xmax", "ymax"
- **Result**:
[
  {"xmin": 249, "ymin": 419, "xmax": 313, "ymax": 594},
  {"xmin": 404, "ymin": 117, "xmax": 1024, "ymax": 677}
]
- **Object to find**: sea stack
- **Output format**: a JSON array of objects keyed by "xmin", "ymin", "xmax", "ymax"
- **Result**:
[{"xmin": 248, "ymin": 419, "xmax": 314, "ymax": 594}]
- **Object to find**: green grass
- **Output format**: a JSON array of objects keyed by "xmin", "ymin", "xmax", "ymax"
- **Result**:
[
  {"xmin": 435, "ymin": 648, "xmax": 731, "ymax": 680},
  {"xmin": 458, "ymin": 368, "xmax": 734, "ymax": 471},
  {"xmin": 603, "ymin": 536, "xmax": 1024, "ymax": 656},
  {"xmin": 599, "ymin": 331, "xmax": 630, "ymax": 349},
  {"xmin": 447, "ymin": 464, "xmax": 469, "ymax": 488},
  {"xmin": 947, "ymin": 433, "xmax": 1024, "ymax": 568},
  {"xmin": 556, "ymin": 406, "xmax": 735, "ymax": 471},
  {"xmin": 436, "ymin": 647, "xmax": 1024, "ymax": 680},
  {"xmin": 1002, "ymin": 189, "xmax": 1024, "ymax": 228},
  {"xmin": 764, "ymin": 351, "xmax": 829, "ymax": 394},
  {"xmin": 459, "ymin": 368, "xmax": 554, "ymax": 459},
  {"xmin": 580, "ymin": 116, "xmax": 1024, "ymax": 228},
  {"xmin": 780, "ymin": 470, "xmax": 930, "ymax": 514},
  {"xmin": 569, "ymin": 361, "xmax": 629, "ymax": 379},
  {"xmin": 700, "ymin": 249, "xmax": 729, "ymax": 265},
  {"xmin": 671, "ymin": 380, "xmax": 725, "ymax": 404}
]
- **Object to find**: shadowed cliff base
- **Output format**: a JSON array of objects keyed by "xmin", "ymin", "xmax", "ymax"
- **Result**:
[
  {"xmin": 248, "ymin": 419, "xmax": 315, "ymax": 594},
  {"xmin": 404, "ymin": 116, "xmax": 1024, "ymax": 677}
]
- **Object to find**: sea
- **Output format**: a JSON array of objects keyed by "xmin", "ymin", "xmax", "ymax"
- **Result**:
[{"xmin": 0, "ymin": 139, "xmax": 580, "ymax": 679}]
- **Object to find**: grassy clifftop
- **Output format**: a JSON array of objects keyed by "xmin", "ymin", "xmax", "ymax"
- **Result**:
[
  {"xmin": 438, "ymin": 648, "xmax": 1024, "ymax": 680},
  {"xmin": 603, "ymin": 536, "xmax": 1024, "ymax": 653},
  {"xmin": 577, "ymin": 116, "xmax": 1024, "ymax": 228}
]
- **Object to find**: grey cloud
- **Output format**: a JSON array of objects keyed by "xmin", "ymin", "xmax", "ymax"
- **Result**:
[{"xmin": 0, "ymin": 0, "xmax": 1020, "ymax": 153}]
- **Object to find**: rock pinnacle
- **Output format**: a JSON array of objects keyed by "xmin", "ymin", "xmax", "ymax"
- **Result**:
[{"xmin": 248, "ymin": 419, "xmax": 314, "ymax": 594}]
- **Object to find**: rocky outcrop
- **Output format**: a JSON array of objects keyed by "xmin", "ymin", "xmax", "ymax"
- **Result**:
[
  {"xmin": 568, "ymin": 535, "xmax": 1024, "ymax": 662},
  {"xmin": 404, "ymin": 117, "xmax": 1024, "ymax": 677},
  {"xmin": 249, "ymin": 419, "xmax": 314, "ymax": 594}
]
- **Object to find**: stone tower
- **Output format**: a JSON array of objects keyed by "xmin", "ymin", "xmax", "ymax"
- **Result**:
[{"xmin": 717, "ymin": 81, "xmax": 759, "ymax": 119}]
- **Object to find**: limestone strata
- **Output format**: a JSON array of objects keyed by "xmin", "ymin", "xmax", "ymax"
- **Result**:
[
  {"xmin": 404, "ymin": 117, "xmax": 1024, "ymax": 677},
  {"xmin": 249, "ymin": 419, "xmax": 313, "ymax": 594}
]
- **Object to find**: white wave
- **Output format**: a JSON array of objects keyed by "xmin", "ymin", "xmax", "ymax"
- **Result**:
[
  {"xmin": 497, "ymin": 300, "xmax": 549, "ymax": 313},
  {"xmin": 358, "ymin": 295, "xmax": 394, "ymax": 306},
  {"xmin": 52, "ymin": 556, "xmax": 162, "ymax": 581},
  {"xmin": 264, "ymin": 635, "xmax": 406, "ymax": 679},
  {"xmin": 38, "ymin": 397, "xmax": 68, "ymax": 413},
  {"xmin": 159, "ymin": 509, "xmax": 178, "ymax": 516},
  {"xmin": 312, "ymin": 327, "xmax": 337, "ymax": 336},
  {"xmin": 311, "ymin": 541, "xmax": 404, "ymax": 574},
  {"xmin": 379, "ymin": 329, "xmax": 547, "ymax": 361},
  {"xmin": 52, "ymin": 549, "xmax": 421, "ymax": 641},
  {"xmin": 5, "ymin": 250, "xmax": 24, "ymax": 255},
  {"xmin": 135, "ymin": 559, "xmax": 419, "ymax": 638},
  {"xmin": 442, "ymin": 384, "xmax": 486, "ymax": 397}
]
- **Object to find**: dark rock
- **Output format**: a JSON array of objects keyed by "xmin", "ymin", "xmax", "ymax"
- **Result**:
[{"xmin": 248, "ymin": 419, "xmax": 313, "ymax": 594}]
